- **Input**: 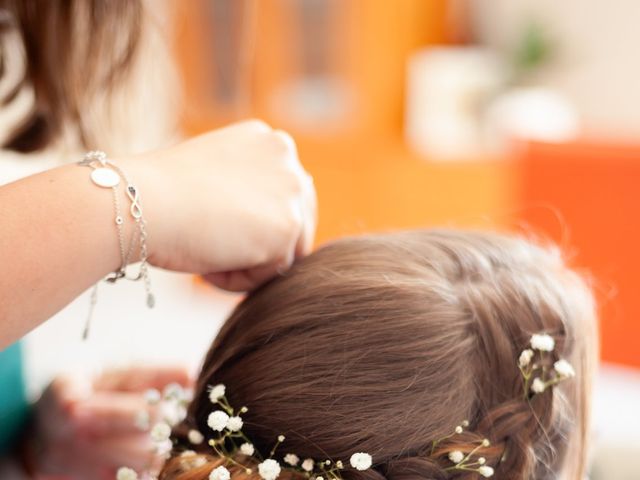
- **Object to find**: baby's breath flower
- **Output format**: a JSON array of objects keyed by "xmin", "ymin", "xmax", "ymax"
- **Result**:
[
  {"xmin": 258, "ymin": 459, "xmax": 282, "ymax": 480},
  {"xmin": 478, "ymin": 466, "xmax": 494, "ymax": 477},
  {"xmin": 163, "ymin": 383, "xmax": 185, "ymax": 401},
  {"xmin": 530, "ymin": 333, "xmax": 555, "ymax": 352},
  {"xmin": 156, "ymin": 439, "xmax": 173, "ymax": 456},
  {"xmin": 208, "ymin": 411, "xmax": 230, "ymax": 432},
  {"xmin": 150, "ymin": 422, "xmax": 172, "ymax": 443},
  {"xmin": 448, "ymin": 451, "xmax": 464, "ymax": 464},
  {"xmin": 210, "ymin": 465, "xmax": 231, "ymax": 480},
  {"xmin": 481, "ymin": 439, "xmax": 491, "ymax": 447},
  {"xmin": 278, "ymin": 435, "xmax": 286, "ymax": 442},
  {"xmin": 531, "ymin": 378, "xmax": 546, "ymax": 394},
  {"xmin": 454, "ymin": 426, "xmax": 463, "ymax": 434},
  {"xmin": 184, "ymin": 389, "xmax": 195, "ymax": 402},
  {"xmin": 144, "ymin": 388, "xmax": 161, "ymax": 405},
  {"xmin": 350, "ymin": 453, "xmax": 372, "ymax": 471},
  {"xmin": 301, "ymin": 458, "xmax": 315, "ymax": 472},
  {"xmin": 180, "ymin": 451, "xmax": 207, "ymax": 469},
  {"xmin": 163, "ymin": 402, "xmax": 188, "ymax": 427},
  {"xmin": 478, "ymin": 457, "xmax": 486, "ymax": 465},
  {"xmin": 518, "ymin": 349, "xmax": 534, "ymax": 368},
  {"xmin": 193, "ymin": 457, "xmax": 208, "ymax": 468},
  {"xmin": 554, "ymin": 359, "xmax": 575, "ymax": 378},
  {"xmin": 240, "ymin": 406, "xmax": 249, "ymax": 413},
  {"xmin": 240, "ymin": 443, "xmax": 255, "ymax": 456},
  {"xmin": 336, "ymin": 461, "xmax": 344, "ymax": 469},
  {"xmin": 227, "ymin": 416, "xmax": 244, "ymax": 432},
  {"xmin": 209, "ymin": 384, "xmax": 226, "ymax": 403},
  {"xmin": 116, "ymin": 467, "xmax": 138, "ymax": 480},
  {"xmin": 188, "ymin": 429, "xmax": 205, "ymax": 445},
  {"xmin": 316, "ymin": 477, "xmax": 324, "ymax": 480},
  {"xmin": 461, "ymin": 420, "xmax": 470, "ymax": 427},
  {"xmin": 284, "ymin": 454, "xmax": 300, "ymax": 466},
  {"xmin": 134, "ymin": 410, "xmax": 150, "ymax": 431}
]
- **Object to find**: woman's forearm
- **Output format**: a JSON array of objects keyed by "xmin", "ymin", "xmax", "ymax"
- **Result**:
[
  {"xmin": 0, "ymin": 162, "xmax": 134, "ymax": 348},
  {"xmin": 0, "ymin": 121, "xmax": 318, "ymax": 348}
]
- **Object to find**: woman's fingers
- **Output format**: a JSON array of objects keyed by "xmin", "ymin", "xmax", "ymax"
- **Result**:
[
  {"xmin": 48, "ymin": 367, "xmax": 193, "ymax": 436},
  {"xmin": 203, "ymin": 260, "xmax": 288, "ymax": 292},
  {"xmin": 35, "ymin": 370, "xmax": 190, "ymax": 479},
  {"xmin": 134, "ymin": 120, "xmax": 317, "ymax": 280},
  {"xmin": 70, "ymin": 391, "xmax": 157, "ymax": 435},
  {"xmin": 92, "ymin": 366, "xmax": 192, "ymax": 393},
  {"xmin": 78, "ymin": 431, "xmax": 159, "ymax": 473},
  {"xmin": 272, "ymin": 129, "xmax": 316, "ymax": 258},
  {"xmin": 297, "ymin": 173, "xmax": 318, "ymax": 257},
  {"xmin": 213, "ymin": 118, "xmax": 272, "ymax": 139}
]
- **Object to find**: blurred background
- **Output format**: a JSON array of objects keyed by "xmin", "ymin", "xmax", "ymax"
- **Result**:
[{"xmin": 20, "ymin": 0, "xmax": 640, "ymax": 477}]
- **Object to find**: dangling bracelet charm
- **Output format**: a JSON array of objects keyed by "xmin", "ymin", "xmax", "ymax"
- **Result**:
[
  {"xmin": 79, "ymin": 150, "xmax": 155, "ymax": 338},
  {"xmin": 99, "ymin": 157, "xmax": 155, "ymax": 308}
]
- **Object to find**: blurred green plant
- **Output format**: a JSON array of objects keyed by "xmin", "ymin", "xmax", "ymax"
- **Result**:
[{"xmin": 512, "ymin": 20, "xmax": 555, "ymax": 81}]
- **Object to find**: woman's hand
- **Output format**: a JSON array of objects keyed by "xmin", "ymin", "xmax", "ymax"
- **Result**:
[
  {"xmin": 31, "ymin": 367, "xmax": 192, "ymax": 480},
  {"xmin": 0, "ymin": 120, "xmax": 315, "ymax": 346},
  {"xmin": 127, "ymin": 120, "xmax": 317, "ymax": 291}
]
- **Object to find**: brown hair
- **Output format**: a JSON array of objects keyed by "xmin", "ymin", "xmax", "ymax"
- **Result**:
[
  {"xmin": 162, "ymin": 229, "xmax": 598, "ymax": 480},
  {"xmin": 0, "ymin": 0, "xmax": 142, "ymax": 151}
]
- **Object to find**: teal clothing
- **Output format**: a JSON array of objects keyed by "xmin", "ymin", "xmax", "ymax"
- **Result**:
[{"xmin": 0, "ymin": 342, "xmax": 28, "ymax": 453}]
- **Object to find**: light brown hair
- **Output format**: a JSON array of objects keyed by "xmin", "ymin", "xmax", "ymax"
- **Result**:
[
  {"xmin": 162, "ymin": 229, "xmax": 598, "ymax": 480},
  {"xmin": 0, "ymin": 0, "xmax": 142, "ymax": 151}
]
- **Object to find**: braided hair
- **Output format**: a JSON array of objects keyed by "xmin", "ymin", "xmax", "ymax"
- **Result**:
[{"xmin": 161, "ymin": 229, "xmax": 597, "ymax": 480}]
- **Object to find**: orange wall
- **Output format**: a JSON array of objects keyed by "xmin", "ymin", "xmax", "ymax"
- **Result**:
[
  {"xmin": 518, "ymin": 141, "xmax": 640, "ymax": 368},
  {"xmin": 173, "ymin": 0, "xmax": 448, "ymax": 135},
  {"xmin": 172, "ymin": 0, "xmax": 512, "ymax": 239},
  {"xmin": 297, "ymin": 137, "xmax": 513, "ymax": 244}
]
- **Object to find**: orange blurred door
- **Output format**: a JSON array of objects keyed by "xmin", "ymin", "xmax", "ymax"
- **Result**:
[{"xmin": 518, "ymin": 140, "xmax": 640, "ymax": 367}]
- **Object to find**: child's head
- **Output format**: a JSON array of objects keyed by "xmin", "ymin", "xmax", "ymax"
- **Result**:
[{"xmin": 162, "ymin": 229, "xmax": 597, "ymax": 480}]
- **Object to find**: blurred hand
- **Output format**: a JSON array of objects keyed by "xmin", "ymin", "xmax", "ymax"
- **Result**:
[
  {"xmin": 127, "ymin": 120, "xmax": 317, "ymax": 291},
  {"xmin": 31, "ymin": 367, "xmax": 192, "ymax": 480}
]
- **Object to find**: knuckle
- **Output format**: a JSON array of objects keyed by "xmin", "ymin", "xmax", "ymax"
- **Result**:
[
  {"xmin": 270, "ymin": 130, "xmax": 298, "ymax": 157},
  {"xmin": 287, "ymin": 174, "xmax": 305, "ymax": 196},
  {"xmin": 275, "ymin": 204, "xmax": 302, "ymax": 241},
  {"xmin": 238, "ymin": 118, "xmax": 271, "ymax": 133},
  {"xmin": 273, "ymin": 129, "xmax": 296, "ymax": 149},
  {"xmin": 250, "ymin": 205, "xmax": 301, "ymax": 266}
]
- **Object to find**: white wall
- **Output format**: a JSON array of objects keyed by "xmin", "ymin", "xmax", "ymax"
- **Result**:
[{"xmin": 471, "ymin": 0, "xmax": 640, "ymax": 140}]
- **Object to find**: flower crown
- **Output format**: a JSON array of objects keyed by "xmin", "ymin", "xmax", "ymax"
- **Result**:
[
  {"xmin": 194, "ymin": 384, "xmax": 372, "ymax": 480},
  {"xmin": 116, "ymin": 332, "xmax": 574, "ymax": 480}
]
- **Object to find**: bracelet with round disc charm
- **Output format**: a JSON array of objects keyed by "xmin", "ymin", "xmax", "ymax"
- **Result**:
[{"xmin": 91, "ymin": 168, "xmax": 121, "ymax": 188}]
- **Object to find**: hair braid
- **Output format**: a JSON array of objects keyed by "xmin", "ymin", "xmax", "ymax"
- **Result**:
[{"xmin": 158, "ymin": 230, "xmax": 596, "ymax": 480}]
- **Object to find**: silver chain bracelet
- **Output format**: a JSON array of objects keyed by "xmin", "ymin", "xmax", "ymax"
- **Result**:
[{"xmin": 79, "ymin": 150, "xmax": 155, "ymax": 338}]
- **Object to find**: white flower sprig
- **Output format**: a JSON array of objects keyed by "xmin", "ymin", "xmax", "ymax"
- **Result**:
[
  {"xmin": 121, "ymin": 384, "xmax": 373, "ymax": 480},
  {"xmin": 530, "ymin": 333, "xmax": 555, "ymax": 352},
  {"xmin": 518, "ymin": 333, "xmax": 576, "ymax": 400},
  {"xmin": 208, "ymin": 411, "xmax": 231, "ymax": 432},
  {"xmin": 429, "ymin": 421, "xmax": 494, "ymax": 477},
  {"xmin": 116, "ymin": 467, "xmax": 138, "ymax": 480},
  {"xmin": 119, "ymin": 382, "xmax": 194, "ymax": 479},
  {"xmin": 210, "ymin": 465, "xmax": 231, "ymax": 480},
  {"xmin": 350, "ymin": 453, "xmax": 373, "ymax": 471},
  {"xmin": 444, "ymin": 438, "xmax": 494, "ymax": 478},
  {"xmin": 204, "ymin": 387, "xmax": 257, "ymax": 476},
  {"xmin": 430, "ymin": 420, "xmax": 470, "ymax": 455},
  {"xmin": 258, "ymin": 459, "xmax": 282, "ymax": 480},
  {"xmin": 202, "ymin": 384, "xmax": 372, "ymax": 480}
]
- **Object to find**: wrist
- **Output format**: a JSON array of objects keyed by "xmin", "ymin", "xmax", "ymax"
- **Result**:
[{"xmin": 116, "ymin": 151, "xmax": 168, "ymax": 264}]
